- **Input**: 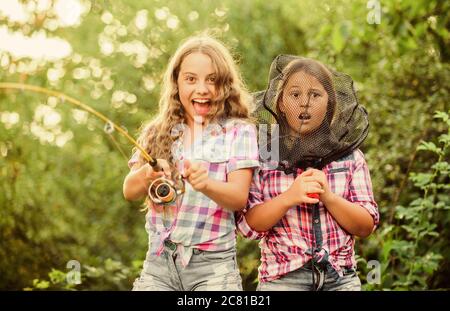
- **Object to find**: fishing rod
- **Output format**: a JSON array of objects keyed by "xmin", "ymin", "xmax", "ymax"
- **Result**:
[{"xmin": 0, "ymin": 82, "xmax": 184, "ymax": 205}]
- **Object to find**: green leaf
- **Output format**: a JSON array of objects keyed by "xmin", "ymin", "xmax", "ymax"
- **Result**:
[
  {"xmin": 433, "ymin": 111, "xmax": 449, "ymax": 123},
  {"xmin": 417, "ymin": 141, "xmax": 442, "ymax": 155},
  {"xmin": 438, "ymin": 134, "xmax": 450, "ymax": 145},
  {"xmin": 332, "ymin": 24, "xmax": 345, "ymax": 53},
  {"xmin": 48, "ymin": 269, "xmax": 66, "ymax": 285},
  {"xmin": 410, "ymin": 172, "xmax": 434, "ymax": 188}
]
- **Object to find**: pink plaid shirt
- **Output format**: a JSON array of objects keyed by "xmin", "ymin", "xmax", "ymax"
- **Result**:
[
  {"xmin": 236, "ymin": 149, "xmax": 379, "ymax": 283},
  {"xmin": 129, "ymin": 119, "xmax": 259, "ymax": 267}
]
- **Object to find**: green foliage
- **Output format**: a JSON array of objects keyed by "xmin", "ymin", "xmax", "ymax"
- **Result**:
[
  {"xmin": 236, "ymin": 236, "xmax": 260, "ymax": 291},
  {"xmin": 394, "ymin": 111, "xmax": 449, "ymax": 289},
  {"xmin": 360, "ymin": 111, "xmax": 450, "ymax": 290},
  {"xmin": 0, "ymin": 0, "xmax": 449, "ymax": 290},
  {"xmin": 24, "ymin": 258, "xmax": 143, "ymax": 291}
]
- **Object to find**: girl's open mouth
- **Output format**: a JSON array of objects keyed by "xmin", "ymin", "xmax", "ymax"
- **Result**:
[
  {"xmin": 192, "ymin": 99, "xmax": 211, "ymax": 116},
  {"xmin": 298, "ymin": 112, "xmax": 311, "ymax": 120}
]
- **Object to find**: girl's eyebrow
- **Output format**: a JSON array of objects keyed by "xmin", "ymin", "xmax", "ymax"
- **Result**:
[
  {"xmin": 181, "ymin": 72, "xmax": 216, "ymax": 77},
  {"xmin": 181, "ymin": 72, "xmax": 197, "ymax": 76},
  {"xmin": 287, "ymin": 85, "xmax": 323, "ymax": 92}
]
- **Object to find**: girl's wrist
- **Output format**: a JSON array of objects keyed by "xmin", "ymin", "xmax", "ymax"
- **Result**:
[
  {"xmin": 281, "ymin": 190, "xmax": 297, "ymax": 207},
  {"xmin": 320, "ymin": 190, "xmax": 335, "ymax": 206},
  {"xmin": 198, "ymin": 177, "xmax": 211, "ymax": 194}
]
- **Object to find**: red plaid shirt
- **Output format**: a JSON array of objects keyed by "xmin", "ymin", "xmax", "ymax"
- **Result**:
[{"xmin": 236, "ymin": 149, "xmax": 379, "ymax": 283}]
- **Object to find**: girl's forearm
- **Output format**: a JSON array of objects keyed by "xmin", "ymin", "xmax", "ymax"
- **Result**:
[
  {"xmin": 321, "ymin": 193, "xmax": 374, "ymax": 237},
  {"xmin": 201, "ymin": 179, "xmax": 250, "ymax": 212},
  {"xmin": 245, "ymin": 192, "xmax": 294, "ymax": 232},
  {"xmin": 123, "ymin": 170, "xmax": 148, "ymax": 201},
  {"xmin": 245, "ymin": 191, "xmax": 374, "ymax": 236}
]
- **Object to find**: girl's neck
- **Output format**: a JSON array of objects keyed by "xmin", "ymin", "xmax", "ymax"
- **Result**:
[
  {"xmin": 186, "ymin": 116, "xmax": 209, "ymax": 131},
  {"xmin": 184, "ymin": 117, "xmax": 209, "ymax": 147}
]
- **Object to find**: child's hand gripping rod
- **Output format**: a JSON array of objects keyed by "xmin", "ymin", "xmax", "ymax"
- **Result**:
[{"xmin": 305, "ymin": 167, "xmax": 321, "ymax": 200}]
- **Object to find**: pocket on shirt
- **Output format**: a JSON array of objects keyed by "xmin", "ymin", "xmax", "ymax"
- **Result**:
[
  {"xmin": 327, "ymin": 166, "xmax": 350, "ymax": 198},
  {"xmin": 205, "ymin": 146, "xmax": 229, "ymax": 182},
  {"xmin": 328, "ymin": 167, "xmax": 350, "ymax": 174},
  {"xmin": 207, "ymin": 145, "xmax": 229, "ymax": 163},
  {"xmin": 209, "ymin": 157, "xmax": 228, "ymax": 165}
]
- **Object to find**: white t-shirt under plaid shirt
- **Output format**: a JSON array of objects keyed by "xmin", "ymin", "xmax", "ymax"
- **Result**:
[{"xmin": 128, "ymin": 119, "xmax": 260, "ymax": 267}]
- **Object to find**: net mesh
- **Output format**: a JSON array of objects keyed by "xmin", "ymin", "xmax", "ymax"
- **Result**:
[{"xmin": 253, "ymin": 54, "xmax": 369, "ymax": 172}]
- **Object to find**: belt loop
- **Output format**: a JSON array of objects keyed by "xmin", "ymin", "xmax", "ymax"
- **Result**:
[
  {"xmin": 164, "ymin": 239, "xmax": 177, "ymax": 251},
  {"xmin": 192, "ymin": 248, "xmax": 202, "ymax": 255},
  {"xmin": 312, "ymin": 263, "xmax": 325, "ymax": 291},
  {"xmin": 316, "ymin": 267, "xmax": 325, "ymax": 290}
]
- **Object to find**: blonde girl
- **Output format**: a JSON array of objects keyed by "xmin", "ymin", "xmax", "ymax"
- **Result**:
[{"xmin": 123, "ymin": 34, "xmax": 259, "ymax": 291}]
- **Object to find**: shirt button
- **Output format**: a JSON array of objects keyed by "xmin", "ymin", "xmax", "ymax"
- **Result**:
[{"xmin": 314, "ymin": 219, "xmax": 319, "ymax": 224}]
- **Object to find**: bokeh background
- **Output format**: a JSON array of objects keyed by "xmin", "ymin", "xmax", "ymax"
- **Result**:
[{"xmin": 0, "ymin": 0, "xmax": 448, "ymax": 290}]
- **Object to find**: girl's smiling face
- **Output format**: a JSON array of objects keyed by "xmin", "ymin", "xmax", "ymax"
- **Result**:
[
  {"xmin": 177, "ymin": 52, "xmax": 217, "ymax": 129},
  {"xmin": 279, "ymin": 70, "xmax": 329, "ymax": 135}
]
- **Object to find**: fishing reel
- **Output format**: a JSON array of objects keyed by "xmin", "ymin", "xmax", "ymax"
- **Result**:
[{"xmin": 148, "ymin": 175, "xmax": 185, "ymax": 206}]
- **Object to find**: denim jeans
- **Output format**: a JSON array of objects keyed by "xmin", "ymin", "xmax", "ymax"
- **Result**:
[
  {"xmin": 132, "ymin": 240, "xmax": 243, "ymax": 291},
  {"xmin": 256, "ymin": 264, "xmax": 361, "ymax": 291}
]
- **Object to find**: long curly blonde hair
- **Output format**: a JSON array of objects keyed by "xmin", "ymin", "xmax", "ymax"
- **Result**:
[{"xmin": 134, "ymin": 34, "xmax": 253, "ymax": 170}]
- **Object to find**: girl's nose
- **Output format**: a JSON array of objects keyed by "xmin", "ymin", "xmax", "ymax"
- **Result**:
[
  {"xmin": 299, "ymin": 94, "xmax": 312, "ymax": 107},
  {"xmin": 195, "ymin": 81, "xmax": 209, "ymax": 94}
]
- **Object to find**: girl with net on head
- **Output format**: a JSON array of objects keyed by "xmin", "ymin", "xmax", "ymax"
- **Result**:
[
  {"xmin": 237, "ymin": 55, "xmax": 379, "ymax": 291},
  {"xmin": 123, "ymin": 34, "xmax": 259, "ymax": 291}
]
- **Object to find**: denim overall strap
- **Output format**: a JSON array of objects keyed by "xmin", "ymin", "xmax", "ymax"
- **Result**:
[{"xmin": 293, "ymin": 169, "xmax": 341, "ymax": 290}]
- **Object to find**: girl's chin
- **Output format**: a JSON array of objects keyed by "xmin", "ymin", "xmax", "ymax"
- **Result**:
[{"xmin": 288, "ymin": 123, "xmax": 318, "ymax": 136}]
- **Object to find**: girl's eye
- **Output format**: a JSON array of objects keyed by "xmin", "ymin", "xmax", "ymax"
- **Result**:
[
  {"xmin": 186, "ymin": 76, "xmax": 195, "ymax": 82},
  {"xmin": 311, "ymin": 92, "xmax": 321, "ymax": 98},
  {"xmin": 207, "ymin": 76, "xmax": 216, "ymax": 83},
  {"xmin": 291, "ymin": 92, "xmax": 300, "ymax": 98}
]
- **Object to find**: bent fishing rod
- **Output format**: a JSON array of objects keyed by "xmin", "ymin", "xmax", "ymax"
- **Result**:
[{"xmin": 0, "ymin": 82, "xmax": 184, "ymax": 205}]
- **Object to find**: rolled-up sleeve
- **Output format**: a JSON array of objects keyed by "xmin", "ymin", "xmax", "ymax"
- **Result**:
[
  {"xmin": 127, "ymin": 151, "xmax": 140, "ymax": 169},
  {"xmin": 226, "ymin": 122, "xmax": 260, "ymax": 173},
  {"xmin": 348, "ymin": 150, "xmax": 380, "ymax": 231},
  {"xmin": 236, "ymin": 169, "xmax": 268, "ymax": 240}
]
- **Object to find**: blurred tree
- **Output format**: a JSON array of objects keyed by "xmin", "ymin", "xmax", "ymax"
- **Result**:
[{"xmin": 0, "ymin": 0, "xmax": 448, "ymax": 290}]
